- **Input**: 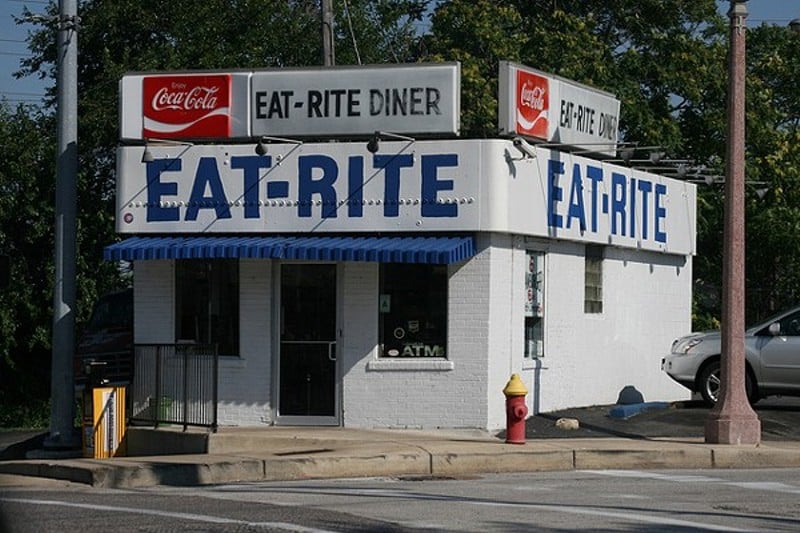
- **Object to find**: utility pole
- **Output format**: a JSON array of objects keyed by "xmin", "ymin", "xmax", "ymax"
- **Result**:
[
  {"xmin": 704, "ymin": 0, "xmax": 760, "ymax": 445},
  {"xmin": 322, "ymin": 0, "xmax": 335, "ymax": 66},
  {"xmin": 46, "ymin": 0, "xmax": 80, "ymax": 450}
]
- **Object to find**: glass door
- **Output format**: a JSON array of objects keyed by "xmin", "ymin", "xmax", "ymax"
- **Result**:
[{"xmin": 277, "ymin": 264, "xmax": 338, "ymax": 424}]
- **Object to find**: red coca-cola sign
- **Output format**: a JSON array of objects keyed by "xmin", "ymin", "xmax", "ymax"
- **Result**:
[
  {"xmin": 515, "ymin": 70, "xmax": 549, "ymax": 139},
  {"xmin": 142, "ymin": 74, "xmax": 232, "ymax": 139}
]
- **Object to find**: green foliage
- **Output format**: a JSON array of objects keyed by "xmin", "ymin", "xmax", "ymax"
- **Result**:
[
  {"xmin": 3, "ymin": 0, "xmax": 434, "ymax": 408},
  {"xmin": 7, "ymin": 0, "xmax": 800, "ymax": 386},
  {"xmin": 426, "ymin": 0, "xmax": 526, "ymax": 136},
  {"xmin": 740, "ymin": 26, "xmax": 800, "ymax": 322},
  {"xmin": 331, "ymin": 0, "xmax": 432, "ymax": 64},
  {"xmin": 424, "ymin": 1, "xmax": 800, "ymax": 329},
  {"xmin": 0, "ymin": 103, "xmax": 57, "ymax": 404},
  {"xmin": 425, "ymin": 0, "xmax": 727, "ymax": 150},
  {"xmin": 0, "ymin": 399, "xmax": 50, "ymax": 429}
]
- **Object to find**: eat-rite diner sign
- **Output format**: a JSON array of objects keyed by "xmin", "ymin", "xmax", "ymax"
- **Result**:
[{"xmin": 119, "ymin": 64, "xmax": 461, "ymax": 140}]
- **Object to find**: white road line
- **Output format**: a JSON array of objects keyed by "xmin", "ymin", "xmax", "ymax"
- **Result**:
[
  {"xmin": 0, "ymin": 497, "xmax": 335, "ymax": 533},
  {"xmin": 585, "ymin": 470, "xmax": 724, "ymax": 483},
  {"xmin": 470, "ymin": 499, "xmax": 754, "ymax": 532},
  {"xmin": 205, "ymin": 486, "xmax": 755, "ymax": 531},
  {"xmin": 587, "ymin": 470, "xmax": 800, "ymax": 495},
  {"xmin": 726, "ymin": 482, "xmax": 800, "ymax": 494}
]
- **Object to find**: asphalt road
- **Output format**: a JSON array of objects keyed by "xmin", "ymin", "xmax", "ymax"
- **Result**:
[
  {"xmin": 521, "ymin": 397, "xmax": 800, "ymax": 441},
  {"xmin": 4, "ymin": 468, "xmax": 800, "ymax": 532}
]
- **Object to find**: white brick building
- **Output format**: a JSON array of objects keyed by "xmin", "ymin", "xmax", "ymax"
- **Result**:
[{"xmin": 107, "ymin": 138, "xmax": 696, "ymax": 431}]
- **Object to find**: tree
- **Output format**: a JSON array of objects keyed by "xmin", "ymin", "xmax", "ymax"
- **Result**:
[
  {"xmin": 16, "ymin": 0, "xmax": 432, "ymax": 307},
  {"xmin": 740, "ymin": 24, "xmax": 800, "ymax": 321},
  {"xmin": 327, "ymin": 0, "xmax": 432, "ymax": 65},
  {"xmin": 11, "ymin": 0, "xmax": 800, "ymax": 385},
  {"xmin": 425, "ymin": 0, "xmax": 726, "ymax": 144},
  {"xmin": 4, "ymin": 0, "xmax": 432, "ymax": 414},
  {"xmin": 424, "ymin": 1, "xmax": 800, "ymax": 327},
  {"xmin": 424, "ymin": 0, "xmax": 527, "ymax": 137},
  {"xmin": 0, "ymin": 103, "xmax": 57, "ymax": 406}
]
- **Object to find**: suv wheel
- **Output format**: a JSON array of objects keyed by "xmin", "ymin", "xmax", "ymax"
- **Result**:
[{"xmin": 698, "ymin": 360, "xmax": 757, "ymax": 406}]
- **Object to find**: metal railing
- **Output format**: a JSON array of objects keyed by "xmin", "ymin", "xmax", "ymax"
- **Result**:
[{"xmin": 129, "ymin": 343, "xmax": 218, "ymax": 431}]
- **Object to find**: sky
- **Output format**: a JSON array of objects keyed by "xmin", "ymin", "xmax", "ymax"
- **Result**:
[{"xmin": 1, "ymin": 0, "xmax": 800, "ymax": 108}]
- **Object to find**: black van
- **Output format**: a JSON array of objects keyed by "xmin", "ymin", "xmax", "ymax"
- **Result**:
[{"xmin": 74, "ymin": 288, "xmax": 133, "ymax": 386}]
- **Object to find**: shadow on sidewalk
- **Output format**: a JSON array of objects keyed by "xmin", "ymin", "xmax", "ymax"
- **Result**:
[
  {"xmin": 0, "ymin": 431, "xmax": 47, "ymax": 460},
  {"xmin": 497, "ymin": 398, "xmax": 800, "ymax": 442}
]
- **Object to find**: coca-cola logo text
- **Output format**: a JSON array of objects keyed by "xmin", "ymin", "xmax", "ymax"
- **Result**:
[
  {"xmin": 142, "ymin": 74, "xmax": 232, "ymax": 139},
  {"xmin": 520, "ymin": 83, "xmax": 546, "ymax": 111},
  {"xmin": 151, "ymin": 83, "xmax": 220, "ymax": 112},
  {"xmin": 515, "ymin": 70, "xmax": 549, "ymax": 139}
]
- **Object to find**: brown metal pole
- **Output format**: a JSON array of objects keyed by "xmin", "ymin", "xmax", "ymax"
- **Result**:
[
  {"xmin": 704, "ymin": 0, "xmax": 761, "ymax": 445},
  {"xmin": 322, "ymin": 0, "xmax": 335, "ymax": 66}
]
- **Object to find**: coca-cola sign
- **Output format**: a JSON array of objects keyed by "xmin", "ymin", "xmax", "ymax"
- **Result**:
[
  {"xmin": 515, "ymin": 70, "xmax": 549, "ymax": 140},
  {"xmin": 498, "ymin": 62, "xmax": 621, "ymax": 156},
  {"xmin": 142, "ymin": 74, "xmax": 232, "ymax": 139},
  {"xmin": 121, "ymin": 66, "xmax": 458, "ymax": 140}
]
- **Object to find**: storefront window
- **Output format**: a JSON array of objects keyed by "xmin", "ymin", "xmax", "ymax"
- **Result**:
[
  {"xmin": 175, "ymin": 259, "xmax": 239, "ymax": 355},
  {"xmin": 379, "ymin": 263, "xmax": 447, "ymax": 358},
  {"xmin": 525, "ymin": 251, "xmax": 544, "ymax": 358}
]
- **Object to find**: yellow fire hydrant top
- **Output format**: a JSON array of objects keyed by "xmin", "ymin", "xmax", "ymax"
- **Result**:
[{"xmin": 503, "ymin": 373, "xmax": 528, "ymax": 397}]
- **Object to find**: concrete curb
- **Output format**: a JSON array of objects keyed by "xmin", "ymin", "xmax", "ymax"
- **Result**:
[{"xmin": 4, "ymin": 439, "xmax": 800, "ymax": 489}]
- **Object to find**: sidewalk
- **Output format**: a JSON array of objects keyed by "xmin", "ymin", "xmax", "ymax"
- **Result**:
[{"xmin": 3, "ymin": 402, "xmax": 800, "ymax": 489}]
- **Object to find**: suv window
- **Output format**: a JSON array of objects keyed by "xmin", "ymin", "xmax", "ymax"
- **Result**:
[
  {"xmin": 85, "ymin": 290, "xmax": 133, "ymax": 332},
  {"xmin": 75, "ymin": 288, "xmax": 133, "ymax": 385}
]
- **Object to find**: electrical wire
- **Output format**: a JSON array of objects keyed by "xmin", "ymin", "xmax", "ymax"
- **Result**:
[{"xmin": 342, "ymin": 0, "xmax": 362, "ymax": 65}]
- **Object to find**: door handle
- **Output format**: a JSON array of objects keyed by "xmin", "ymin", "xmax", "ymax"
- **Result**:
[{"xmin": 328, "ymin": 341, "xmax": 336, "ymax": 361}]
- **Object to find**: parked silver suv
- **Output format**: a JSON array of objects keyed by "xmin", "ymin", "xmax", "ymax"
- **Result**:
[{"xmin": 662, "ymin": 305, "xmax": 800, "ymax": 406}]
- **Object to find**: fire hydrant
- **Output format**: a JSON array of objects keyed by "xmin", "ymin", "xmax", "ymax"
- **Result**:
[{"xmin": 503, "ymin": 373, "xmax": 529, "ymax": 444}]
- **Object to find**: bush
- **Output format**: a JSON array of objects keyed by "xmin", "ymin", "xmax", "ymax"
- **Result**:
[{"xmin": 0, "ymin": 399, "xmax": 50, "ymax": 429}]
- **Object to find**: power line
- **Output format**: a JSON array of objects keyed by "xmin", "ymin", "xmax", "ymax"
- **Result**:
[
  {"xmin": 0, "ymin": 94, "xmax": 45, "ymax": 102},
  {"xmin": 1, "ymin": 90, "xmax": 45, "ymax": 97},
  {"xmin": 0, "ymin": 97, "xmax": 43, "ymax": 103}
]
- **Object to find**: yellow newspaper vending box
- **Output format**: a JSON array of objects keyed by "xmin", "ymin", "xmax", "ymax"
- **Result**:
[{"xmin": 82, "ymin": 386, "xmax": 127, "ymax": 458}]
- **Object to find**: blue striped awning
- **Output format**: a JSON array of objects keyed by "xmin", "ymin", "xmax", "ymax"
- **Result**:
[{"xmin": 103, "ymin": 235, "xmax": 475, "ymax": 265}]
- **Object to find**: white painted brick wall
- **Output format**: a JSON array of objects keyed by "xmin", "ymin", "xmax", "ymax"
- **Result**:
[
  {"xmin": 134, "ymin": 235, "xmax": 692, "ymax": 430},
  {"xmin": 338, "ymin": 236, "xmax": 691, "ymax": 430},
  {"xmin": 339, "ymin": 262, "xmax": 379, "ymax": 424},
  {"xmin": 135, "ymin": 259, "xmax": 273, "ymax": 427},
  {"xmin": 133, "ymin": 260, "xmax": 173, "ymax": 344},
  {"xmin": 484, "ymin": 234, "xmax": 518, "ymax": 430},
  {"xmin": 215, "ymin": 259, "xmax": 272, "ymax": 426},
  {"xmin": 341, "ymin": 243, "xmax": 495, "ymax": 429},
  {"xmin": 531, "ymin": 242, "xmax": 692, "ymax": 413}
]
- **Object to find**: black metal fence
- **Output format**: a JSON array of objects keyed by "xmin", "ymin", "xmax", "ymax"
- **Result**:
[{"xmin": 129, "ymin": 343, "xmax": 218, "ymax": 431}]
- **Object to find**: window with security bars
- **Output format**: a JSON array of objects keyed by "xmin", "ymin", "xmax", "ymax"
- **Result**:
[
  {"xmin": 584, "ymin": 245, "xmax": 603, "ymax": 314},
  {"xmin": 525, "ymin": 251, "xmax": 545, "ymax": 358}
]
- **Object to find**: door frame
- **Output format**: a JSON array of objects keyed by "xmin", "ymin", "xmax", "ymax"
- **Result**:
[{"xmin": 273, "ymin": 261, "xmax": 341, "ymax": 426}]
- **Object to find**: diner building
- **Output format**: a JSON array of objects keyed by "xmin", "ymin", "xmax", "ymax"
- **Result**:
[{"xmin": 106, "ymin": 63, "xmax": 696, "ymax": 431}]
